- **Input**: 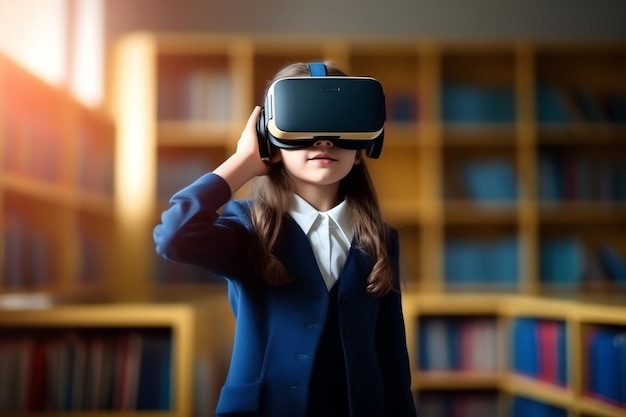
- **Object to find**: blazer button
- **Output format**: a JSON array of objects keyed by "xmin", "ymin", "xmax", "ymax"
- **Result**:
[
  {"xmin": 344, "ymin": 325, "xmax": 351, "ymax": 334},
  {"xmin": 341, "ymin": 295, "xmax": 349, "ymax": 304}
]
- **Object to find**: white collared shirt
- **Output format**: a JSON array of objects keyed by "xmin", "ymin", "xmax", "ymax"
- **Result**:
[{"xmin": 289, "ymin": 194, "xmax": 354, "ymax": 291}]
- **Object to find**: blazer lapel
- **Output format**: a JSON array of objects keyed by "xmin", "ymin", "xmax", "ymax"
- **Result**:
[{"xmin": 274, "ymin": 216, "xmax": 329, "ymax": 296}]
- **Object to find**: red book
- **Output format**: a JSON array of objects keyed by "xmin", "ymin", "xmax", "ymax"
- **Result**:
[
  {"xmin": 27, "ymin": 341, "xmax": 47, "ymax": 411},
  {"xmin": 536, "ymin": 321, "xmax": 559, "ymax": 384}
]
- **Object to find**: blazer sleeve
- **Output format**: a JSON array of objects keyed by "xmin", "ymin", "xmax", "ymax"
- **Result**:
[
  {"xmin": 376, "ymin": 228, "xmax": 417, "ymax": 416},
  {"xmin": 153, "ymin": 172, "xmax": 257, "ymax": 280}
]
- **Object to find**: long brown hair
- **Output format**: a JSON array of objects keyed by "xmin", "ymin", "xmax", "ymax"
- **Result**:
[{"xmin": 250, "ymin": 62, "xmax": 393, "ymax": 296}]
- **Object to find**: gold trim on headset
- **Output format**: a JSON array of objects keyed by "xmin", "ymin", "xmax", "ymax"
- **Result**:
[{"xmin": 266, "ymin": 121, "xmax": 384, "ymax": 141}]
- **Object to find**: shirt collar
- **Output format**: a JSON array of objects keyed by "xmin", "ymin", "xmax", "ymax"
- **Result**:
[{"xmin": 289, "ymin": 194, "xmax": 354, "ymax": 242}]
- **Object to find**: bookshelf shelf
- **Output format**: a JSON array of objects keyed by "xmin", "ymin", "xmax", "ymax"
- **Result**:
[
  {"xmin": 415, "ymin": 370, "xmax": 501, "ymax": 390},
  {"xmin": 500, "ymin": 374, "xmax": 576, "ymax": 410}
]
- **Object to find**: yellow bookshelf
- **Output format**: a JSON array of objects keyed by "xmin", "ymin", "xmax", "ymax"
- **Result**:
[
  {"xmin": 106, "ymin": 33, "xmax": 626, "ymax": 417},
  {"xmin": 0, "ymin": 297, "xmax": 234, "ymax": 416},
  {"xmin": 0, "ymin": 52, "xmax": 117, "ymax": 299}
]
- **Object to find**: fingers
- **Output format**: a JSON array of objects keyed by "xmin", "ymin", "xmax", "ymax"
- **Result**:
[{"xmin": 246, "ymin": 106, "xmax": 261, "ymax": 131}]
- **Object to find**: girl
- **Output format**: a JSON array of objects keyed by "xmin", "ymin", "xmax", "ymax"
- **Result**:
[{"xmin": 154, "ymin": 62, "xmax": 417, "ymax": 417}]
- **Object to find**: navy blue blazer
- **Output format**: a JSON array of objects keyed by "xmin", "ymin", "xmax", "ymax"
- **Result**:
[{"xmin": 154, "ymin": 173, "xmax": 416, "ymax": 417}]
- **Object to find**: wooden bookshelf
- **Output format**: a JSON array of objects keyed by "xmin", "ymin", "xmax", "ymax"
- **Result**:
[
  {"xmin": 0, "ymin": 53, "xmax": 240, "ymax": 417},
  {"xmin": 0, "ymin": 296, "xmax": 234, "ymax": 416},
  {"xmin": 106, "ymin": 33, "xmax": 626, "ymax": 416},
  {"xmin": 0, "ymin": 52, "xmax": 117, "ymax": 300},
  {"xmin": 404, "ymin": 293, "xmax": 626, "ymax": 417}
]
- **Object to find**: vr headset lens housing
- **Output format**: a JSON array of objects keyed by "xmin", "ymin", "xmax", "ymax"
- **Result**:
[{"xmin": 257, "ymin": 75, "xmax": 386, "ymax": 159}]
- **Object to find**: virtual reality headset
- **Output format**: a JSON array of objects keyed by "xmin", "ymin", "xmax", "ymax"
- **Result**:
[{"xmin": 256, "ymin": 63, "xmax": 386, "ymax": 160}]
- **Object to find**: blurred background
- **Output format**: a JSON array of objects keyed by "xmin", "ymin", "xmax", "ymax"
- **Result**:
[{"xmin": 1, "ymin": 1, "xmax": 626, "ymax": 416}]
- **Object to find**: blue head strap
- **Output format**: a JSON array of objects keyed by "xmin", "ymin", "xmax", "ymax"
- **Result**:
[{"xmin": 308, "ymin": 62, "xmax": 327, "ymax": 77}]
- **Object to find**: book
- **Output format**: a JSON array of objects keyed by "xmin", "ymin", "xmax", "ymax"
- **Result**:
[
  {"xmin": 535, "ymin": 84, "xmax": 570, "ymax": 124},
  {"xmin": 442, "ymin": 83, "xmax": 514, "ymax": 123},
  {"xmin": 588, "ymin": 328, "xmax": 621, "ymax": 404},
  {"xmin": 461, "ymin": 158, "xmax": 517, "ymax": 203},
  {"xmin": 445, "ymin": 237, "xmax": 519, "ymax": 286},
  {"xmin": 137, "ymin": 334, "xmax": 173, "ymax": 410},
  {"xmin": 614, "ymin": 333, "xmax": 626, "ymax": 404},
  {"xmin": 540, "ymin": 237, "xmax": 584, "ymax": 285},
  {"xmin": 512, "ymin": 396, "xmax": 567, "ymax": 417},
  {"xmin": 598, "ymin": 244, "xmax": 626, "ymax": 283},
  {"xmin": 512, "ymin": 318, "xmax": 540, "ymax": 377}
]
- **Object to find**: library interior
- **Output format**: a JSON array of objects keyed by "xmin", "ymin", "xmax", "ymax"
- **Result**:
[{"xmin": 0, "ymin": 1, "xmax": 626, "ymax": 416}]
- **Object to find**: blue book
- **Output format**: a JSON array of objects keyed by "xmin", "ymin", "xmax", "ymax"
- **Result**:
[
  {"xmin": 462, "ymin": 158, "xmax": 517, "ymax": 202},
  {"xmin": 446, "ymin": 319, "xmax": 461, "ymax": 370},
  {"xmin": 598, "ymin": 244, "xmax": 626, "ymax": 282},
  {"xmin": 137, "ymin": 335, "xmax": 168, "ymax": 410},
  {"xmin": 421, "ymin": 318, "xmax": 450, "ymax": 370},
  {"xmin": 538, "ymin": 154, "xmax": 560, "ymax": 201},
  {"xmin": 512, "ymin": 318, "xmax": 539, "ymax": 377},
  {"xmin": 614, "ymin": 333, "xmax": 626, "ymax": 404},
  {"xmin": 442, "ymin": 84, "xmax": 488, "ymax": 123},
  {"xmin": 512, "ymin": 396, "xmax": 550, "ymax": 417},
  {"xmin": 556, "ymin": 322, "xmax": 568, "ymax": 386},
  {"xmin": 490, "ymin": 87, "xmax": 516, "ymax": 122},
  {"xmin": 536, "ymin": 84, "xmax": 570, "ymax": 124},
  {"xmin": 588, "ymin": 329, "xmax": 621, "ymax": 403},
  {"xmin": 540, "ymin": 238, "xmax": 584, "ymax": 285},
  {"xmin": 158, "ymin": 337, "xmax": 173, "ymax": 410},
  {"xmin": 484, "ymin": 238, "xmax": 519, "ymax": 284},
  {"xmin": 444, "ymin": 240, "xmax": 484, "ymax": 284}
]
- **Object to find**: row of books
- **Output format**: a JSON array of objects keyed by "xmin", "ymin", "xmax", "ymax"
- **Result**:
[
  {"xmin": 2, "ymin": 109, "xmax": 65, "ymax": 184},
  {"xmin": 158, "ymin": 68, "xmax": 232, "ymax": 122},
  {"xmin": 444, "ymin": 237, "xmax": 518, "ymax": 285},
  {"xmin": 415, "ymin": 392, "xmax": 567, "ymax": 417},
  {"xmin": 587, "ymin": 326, "xmax": 626, "ymax": 406},
  {"xmin": 445, "ymin": 158, "xmax": 518, "ymax": 203},
  {"xmin": 415, "ymin": 390, "xmax": 499, "ymax": 417},
  {"xmin": 418, "ymin": 316, "xmax": 498, "ymax": 371},
  {"xmin": 1, "ymin": 111, "xmax": 114, "ymax": 196},
  {"xmin": 1, "ymin": 210, "xmax": 112, "ymax": 289},
  {"xmin": 540, "ymin": 238, "xmax": 626, "ymax": 285},
  {"xmin": 2, "ymin": 212, "xmax": 52, "ymax": 288},
  {"xmin": 538, "ymin": 153, "xmax": 626, "ymax": 202},
  {"xmin": 0, "ymin": 330, "xmax": 172, "ymax": 412},
  {"xmin": 441, "ymin": 83, "xmax": 516, "ymax": 123},
  {"xmin": 511, "ymin": 318, "xmax": 568, "ymax": 386},
  {"xmin": 511, "ymin": 396, "xmax": 567, "ymax": 417},
  {"xmin": 536, "ymin": 84, "xmax": 626, "ymax": 124}
]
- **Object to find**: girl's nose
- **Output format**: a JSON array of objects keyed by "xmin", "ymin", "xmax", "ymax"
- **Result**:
[{"xmin": 313, "ymin": 139, "xmax": 334, "ymax": 148}]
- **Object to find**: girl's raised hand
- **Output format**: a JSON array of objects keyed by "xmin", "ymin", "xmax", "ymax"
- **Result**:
[{"xmin": 213, "ymin": 106, "xmax": 275, "ymax": 193}]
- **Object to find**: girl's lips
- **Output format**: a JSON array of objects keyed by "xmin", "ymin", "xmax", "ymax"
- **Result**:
[{"xmin": 309, "ymin": 152, "xmax": 337, "ymax": 161}]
